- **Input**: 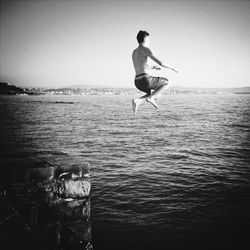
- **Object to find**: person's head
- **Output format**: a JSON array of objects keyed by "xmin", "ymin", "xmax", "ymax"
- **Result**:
[{"xmin": 136, "ymin": 30, "xmax": 150, "ymax": 47}]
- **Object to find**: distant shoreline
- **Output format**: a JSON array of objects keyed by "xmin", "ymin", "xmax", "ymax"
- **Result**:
[{"xmin": 1, "ymin": 82, "xmax": 250, "ymax": 96}]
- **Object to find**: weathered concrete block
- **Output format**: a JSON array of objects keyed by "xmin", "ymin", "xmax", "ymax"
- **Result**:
[
  {"xmin": 57, "ymin": 179, "xmax": 91, "ymax": 198},
  {"xmin": 40, "ymin": 199, "xmax": 91, "ymax": 223},
  {"xmin": 0, "ymin": 157, "xmax": 92, "ymax": 249},
  {"xmin": 34, "ymin": 220, "xmax": 92, "ymax": 250}
]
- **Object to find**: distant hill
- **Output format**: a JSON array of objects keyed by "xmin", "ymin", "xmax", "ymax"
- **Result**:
[
  {"xmin": 65, "ymin": 84, "xmax": 250, "ymax": 93},
  {"xmin": 169, "ymin": 86, "xmax": 250, "ymax": 93},
  {"xmin": 63, "ymin": 84, "xmax": 108, "ymax": 89},
  {"xmin": 0, "ymin": 82, "xmax": 25, "ymax": 95},
  {"xmin": 211, "ymin": 86, "xmax": 250, "ymax": 93},
  {"xmin": 1, "ymin": 81, "xmax": 250, "ymax": 94}
]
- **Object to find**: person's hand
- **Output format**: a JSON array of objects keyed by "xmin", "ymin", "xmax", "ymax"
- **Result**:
[{"xmin": 152, "ymin": 66, "xmax": 161, "ymax": 71}]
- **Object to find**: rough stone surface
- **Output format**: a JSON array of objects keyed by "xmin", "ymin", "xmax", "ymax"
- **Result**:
[{"xmin": 0, "ymin": 157, "xmax": 92, "ymax": 249}]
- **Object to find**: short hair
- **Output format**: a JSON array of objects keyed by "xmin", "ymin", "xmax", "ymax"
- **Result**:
[{"xmin": 136, "ymin": 30, "xmax": 149, "ymax": 44}]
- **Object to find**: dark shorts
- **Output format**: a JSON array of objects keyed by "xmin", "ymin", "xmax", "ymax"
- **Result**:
[{"xmin": 134, "ymin": 73, "xmax": 168, "ymax": 95}]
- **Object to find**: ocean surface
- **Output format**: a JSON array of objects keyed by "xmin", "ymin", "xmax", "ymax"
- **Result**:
[{"xmin": 0, "ymin": 94, "xmax": 250, "ymax": 250}]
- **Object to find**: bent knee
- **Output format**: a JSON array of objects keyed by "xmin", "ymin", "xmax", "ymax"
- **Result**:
[{"xmin": 160, "ymin": 77, "xmax": 169, "ymax": 85}]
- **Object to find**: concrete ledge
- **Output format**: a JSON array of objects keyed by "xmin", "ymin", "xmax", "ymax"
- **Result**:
[{"xmin": 0, "ymin": 158, "xmax": 92, "ymax": 249}]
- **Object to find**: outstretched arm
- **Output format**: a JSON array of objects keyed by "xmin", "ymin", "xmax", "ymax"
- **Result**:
[
  {"xmin": 150, "ymin": 54, "xmax": 178, "ymax": 73},
  {"xmin": 151, "ymin": 65, "xmax": 161, "ymax": 70},
  {"xmin": 147, "ymin": 48, "xmax": 178, "ymax": 73}
]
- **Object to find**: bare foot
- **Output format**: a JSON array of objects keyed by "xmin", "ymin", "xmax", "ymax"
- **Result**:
[
  {"xmin": 146, "ymin": 97, "xmax": 158, "ymax": 109},
  {"xmin": 132, "ymin": 98, "xmax": 140, "ymax": 114}
]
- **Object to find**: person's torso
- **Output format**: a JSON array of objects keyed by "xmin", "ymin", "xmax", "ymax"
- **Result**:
[{"xmin": 132, "ymin": 46, "xmax": 150, "ymax": 76}]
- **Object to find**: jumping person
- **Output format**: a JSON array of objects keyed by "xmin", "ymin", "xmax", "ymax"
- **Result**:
[{"xmin": 132, "ymin": 30, "xmax": 178, "ymax": 114}]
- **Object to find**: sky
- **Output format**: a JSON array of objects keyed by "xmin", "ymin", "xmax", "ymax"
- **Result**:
[{"xmin": 0, "ymin": 0, "xmax": 250, "ymax": 88}]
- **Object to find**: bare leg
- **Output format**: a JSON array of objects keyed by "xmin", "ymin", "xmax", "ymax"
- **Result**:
[
  {"xmin": 146, "ymin": 85, "xmax": 169, "ymax": 109},
  {"xmin": 132, "ymin": 93, "xmax": 150, "ymax": 114}
]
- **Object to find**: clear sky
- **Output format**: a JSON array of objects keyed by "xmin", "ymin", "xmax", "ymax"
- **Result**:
[{"xmin": 0, "ymin": 0, "xmax": 250, "ymax": 88}]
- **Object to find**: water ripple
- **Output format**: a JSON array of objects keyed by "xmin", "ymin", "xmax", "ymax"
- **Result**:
[{"xmin": 1, "ymin": 94, "xmax": 250, "ymax": 249}]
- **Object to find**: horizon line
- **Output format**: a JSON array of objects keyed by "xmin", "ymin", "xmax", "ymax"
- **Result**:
[{"xmin": 1, "ymin": 81, "xmax": 250, "ymax": 89}]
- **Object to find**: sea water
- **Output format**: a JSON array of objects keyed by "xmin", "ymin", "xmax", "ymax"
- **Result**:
[{"xmin": 0, "ymin": 94, "xmax": 250, "ymax": 250}]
